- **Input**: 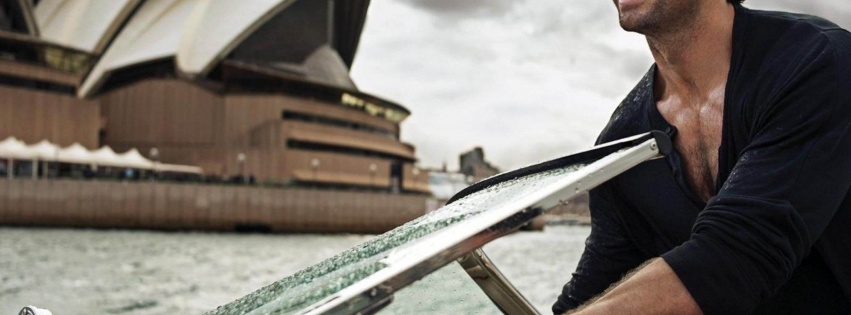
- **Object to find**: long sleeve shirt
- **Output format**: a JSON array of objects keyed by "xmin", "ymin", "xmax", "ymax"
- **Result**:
[{"xmin": 553, "ymin": 4, "xmax": 851, "ymax": 315}]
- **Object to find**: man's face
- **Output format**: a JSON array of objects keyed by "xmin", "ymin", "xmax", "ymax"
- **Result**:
[{"xmin": 612, "ymin": 0, "xmax": 700, "ymax": 35}]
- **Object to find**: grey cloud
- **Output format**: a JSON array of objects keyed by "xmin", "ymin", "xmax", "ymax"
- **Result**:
[
  {"xmin": 355, "ymin": 0, "xmax": 645, "ymax": 169},
  {"xmin": 528, "ymin": 2, "xmax": 617, "ymax": 37},
  {"xmin": 355, "ymin": 0, "xmax": 849, "ymax": 170}
]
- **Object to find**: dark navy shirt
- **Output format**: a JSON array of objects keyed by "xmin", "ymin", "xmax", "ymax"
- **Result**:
[{"xmin": 553, "ymin": 5, "xmax": 851, "ymax": 315}]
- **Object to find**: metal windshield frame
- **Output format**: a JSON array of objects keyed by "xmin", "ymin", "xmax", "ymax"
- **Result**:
[
  {"xmin": 294, "ymin": 131, "xmax": 671, "ymax": 315},
  {"xmin": 457, "ymin": 248, "xmax": 540, "ymax": 315}
]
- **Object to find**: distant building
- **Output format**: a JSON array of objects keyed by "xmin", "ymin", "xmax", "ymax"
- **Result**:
[
  {"xmin": 459, "ymin": 147, "xmax": 499, "ymax": 183},
  {"xmin": 0, "ymin": 0, "xmax": 429, "ymax": 193}
]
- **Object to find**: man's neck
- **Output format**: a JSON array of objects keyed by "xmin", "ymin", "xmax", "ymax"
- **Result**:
[{"xmin": 649, "ymin": 2, "xmax": 736, "ymax": 101}]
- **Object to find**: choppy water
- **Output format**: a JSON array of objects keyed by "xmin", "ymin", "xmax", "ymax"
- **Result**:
[{"xmin": 0, "ymin": 225, "xmax": 589, "ymax": 314}]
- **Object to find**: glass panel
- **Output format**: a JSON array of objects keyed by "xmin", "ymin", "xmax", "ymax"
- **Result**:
[
  {"xmin": 43, "ymin": 47, "xmax": 93, "ymax": 73},
  {"xmin": 206, "ymin": 163, "xmax": 587, "ymax": 315}
]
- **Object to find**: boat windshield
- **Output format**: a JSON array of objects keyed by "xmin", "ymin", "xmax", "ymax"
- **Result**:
[
  {"xmin": 206, "ymin": 164, "xmax": 584, "ymax": 315},
  {"xmin": 206, "ymin": 132, "xmax": 666, "ymax": 315}
]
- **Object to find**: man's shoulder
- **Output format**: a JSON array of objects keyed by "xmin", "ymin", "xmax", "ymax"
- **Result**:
[
  {"xmin": 746, "ymin": 7, "xmax": 845, "ymax": 34},
  {"xmin": 742, "ymin": 6, "xmax": 851, "ymax": 63},
  {"xmin": 596, "ymin": 68, "xmax": 654, "ymax": 145},
  {"xmin": 737, "ymin": 6, "xmax": 851, "ymax": 94}
]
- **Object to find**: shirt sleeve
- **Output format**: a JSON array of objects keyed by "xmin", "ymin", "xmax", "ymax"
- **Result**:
[
  {"xmin": 661, "ymin": 33, "xmax": 851, "ymax": 314},
  {"xmin": 552, "ymin": 183, "xmax": 647, "ymax": 314}
]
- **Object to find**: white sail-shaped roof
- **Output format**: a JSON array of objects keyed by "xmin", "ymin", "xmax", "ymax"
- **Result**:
[
  {"xmin": 79, "ymin": 0, "xmax": 201, "ymax": 97},
  {"xmin": 34, "ymin": 0, "xmax": 140, "ymax": 53},
  {"xmin": 80, "ymin": 0, "xmax": 298, "ymax": 95},
  {"xmin": 27, "ymin": 139, "xmax": 60, "ymax": 160},
  {"xmin": 176, "ymin": 0, "xmax": 292, "ymax": 76}
]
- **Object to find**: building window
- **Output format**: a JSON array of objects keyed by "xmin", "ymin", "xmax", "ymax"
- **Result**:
[{"xmin": 287, "ymin": 140, "xmax": 412, "ymax": 162}]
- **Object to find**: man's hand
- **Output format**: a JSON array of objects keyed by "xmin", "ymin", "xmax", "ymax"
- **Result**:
[{"xmin": 566, "ymin": 258, "xmax": 703, "ymax": 315}]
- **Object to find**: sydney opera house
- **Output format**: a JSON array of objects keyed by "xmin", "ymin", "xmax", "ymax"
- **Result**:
[
  {"xmin": 0, "ymin": 0, "xmax": 432, "ymax": 233},
  {"xmin": 0, "ymin": 0, "xmax": 428, "ymax": 192}
]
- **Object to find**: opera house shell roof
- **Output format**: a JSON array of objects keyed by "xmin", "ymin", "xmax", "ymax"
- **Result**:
[{"xmin": 0, "ymin": 0, "xmax": 429, "ymax": 193}]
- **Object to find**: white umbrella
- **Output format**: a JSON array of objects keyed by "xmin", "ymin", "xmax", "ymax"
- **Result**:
[
  {"xmin": 90, "ymin": 146, "xmax": 123, "ymax": 168},
  {"xmin": 56, "ymin": 143, "xmax": 94, "ymax": 165},
  {"xmin": 27, "ymin": 140, "xmax": 61, "ymax": 179},
  {"xmin": 117, "ymin": 148, "xmax": 154, "ymax": 169},
  {"xmin": 27, "ymin": 140, "xmax": 60, "ymax": 161},
  {"xmin": 0, "ymin": 137, "xmax": 31, "ymax": 179},
  {"xmin": 0, "ymin": 137, "xmax": 34, "ymax": 160}
]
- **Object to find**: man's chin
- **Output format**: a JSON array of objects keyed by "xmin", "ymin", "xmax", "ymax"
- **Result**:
[{"xmin": 618, "ymin": 17, "xmax": 644, "ymax": 33}]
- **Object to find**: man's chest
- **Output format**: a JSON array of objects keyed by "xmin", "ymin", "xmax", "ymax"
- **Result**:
[{"xmin": 656, "ymin": 91, "xmax": 725, "ymax": 202}]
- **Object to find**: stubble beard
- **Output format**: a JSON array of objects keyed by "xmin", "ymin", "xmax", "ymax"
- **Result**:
[{"xmin": 615, "ymin": 0, "xmax": 701, "ymax": 38}]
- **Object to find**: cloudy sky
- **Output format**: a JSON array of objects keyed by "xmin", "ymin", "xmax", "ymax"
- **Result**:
[{"xmin": 351, "ymin": 0, "xmax": 851, "ymax": 171}]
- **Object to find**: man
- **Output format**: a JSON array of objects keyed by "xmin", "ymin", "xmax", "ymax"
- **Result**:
[{"xmin": 552, "ymin": 0, "xmax": 851, "ymax": 314}]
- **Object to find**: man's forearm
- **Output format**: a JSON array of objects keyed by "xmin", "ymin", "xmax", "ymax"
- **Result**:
[{"xmin": 566, "ymin": 258, "xmax": 703, "ymax": 315}]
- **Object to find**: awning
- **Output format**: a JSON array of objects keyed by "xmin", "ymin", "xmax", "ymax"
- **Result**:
[
  {"xmin": 0, "ymin": 137, "xmax": 33, "ymax": 160},
  {"xmin": 156, "ymin": 163, "xmax": 203, "ymax": 175},
  {"xmin": 56, "ymin": 143, "xmax": 91, "ymax": 164},
  {"xmin": 27, "ymin": 140, "xmax": 60, "ymax": 160},
  {"xmin": 0, "ymin": 137, "xmax": 203, "ymax": 174},
  {"xmin": 90, "ymin": 146, "xmax": 122, "ymax": 167},
  {"xmin": 117, "ymin": 148, "xmax": 153, "ymax": 169}
]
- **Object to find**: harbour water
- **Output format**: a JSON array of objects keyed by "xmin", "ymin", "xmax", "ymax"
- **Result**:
[{"xmin": 0, "ymin": 224, "xmax": 589, "ymax": 314}]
